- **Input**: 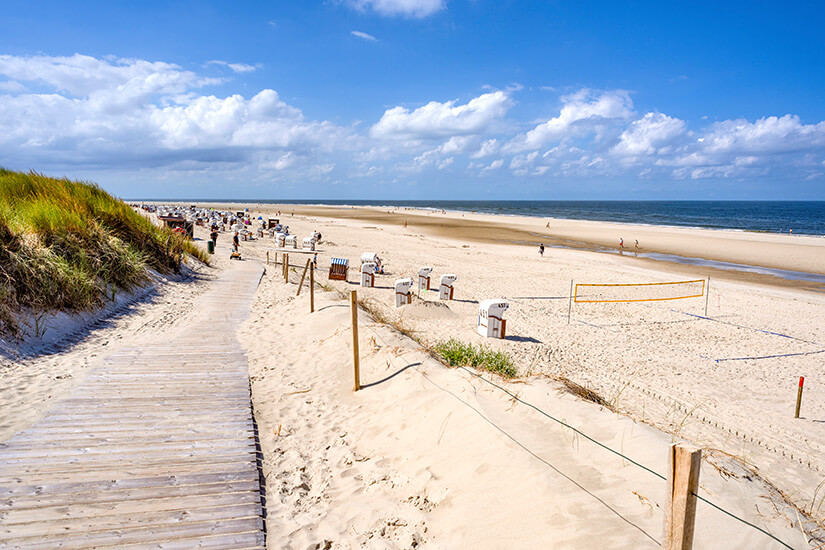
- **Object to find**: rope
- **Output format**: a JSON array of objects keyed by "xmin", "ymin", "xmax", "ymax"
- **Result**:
[
  {"xmin": 421, "ymin": 368, "xmax": 661, "ymax": 546},
  {"xmin": 456, "ymin": 366, "xmax": 801, "ymax": 550},
  {"xmin": 692, "ymin": 492, "xmax": 796, "ymax": 550},
  {"xmin": 717, "ymin": 349, "xmax": 825, "ymax": 362},
  {"xmin": 456, "ymin": 365, "xmax": 666, "ymax": 481},
  {"xmin": 354, "ymin": 295, "xmax": 802, "ymax": 548},
  {"xmin": 675, "ymin": 310, "xmax": 824, "ymax": 347}
]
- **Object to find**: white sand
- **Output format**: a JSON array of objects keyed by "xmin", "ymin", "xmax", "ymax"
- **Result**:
[
  {"xmin": 2, "ymin": 204, "xmax": 823, "ymax": 547},
  {"xmin": 238, "ymin": 251, "xmax": 811, "ymax": 548}
]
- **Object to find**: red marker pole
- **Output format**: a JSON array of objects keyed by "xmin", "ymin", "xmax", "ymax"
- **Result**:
[{"xmin": 795, "ymin": 377, "xmax": 805, "ymax": 418}]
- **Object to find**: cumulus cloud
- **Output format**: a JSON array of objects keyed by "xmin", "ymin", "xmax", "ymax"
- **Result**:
[
  {"xmin": 471, "ymin": 138, "xmax": 500, "ymax": 158},
  {"xmin": 351, "ymin": 30, "xmax": 378, "ymax": 41},
  {"xmin": 0, "ymin": 54, "xmax": 213, "ymax": 97},
  {"xmin": 2, "ymin": 55, "xmax": 823, "ymax": 188},
  {"xmin": 343, "ymin": 0, "xmax": 445, "ymax": 18},
  {"xmin": 505, "ymin": 89, "xmax": 633, "ymax": 153},
  {"xmin": 612, "ymin": 112, "xmax": 686, "ymax": 157},
  {"xmin": 370, "ymin": 91, "xmax": 511, "ymax": 142},
  {"xmin": 0, "ymin": 54, "xmax": 353, "ymax": 178},
  {"xmin": 699, "ymin": 115, "xmax": 825, "ymax": 155},
  {"xmin": 481, "ymin": 158, "xmax": 503, "ymax": 173}
]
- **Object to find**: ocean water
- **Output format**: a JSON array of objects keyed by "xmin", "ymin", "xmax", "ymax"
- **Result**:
[{"xmin": 253, "ymin": 200, "xmax": 825, "ymax": 236}]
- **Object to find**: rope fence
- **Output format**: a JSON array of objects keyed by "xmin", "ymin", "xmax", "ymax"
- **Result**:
[
  {"xmin": 307, "ymin": 266, "xmax": 809, "ymax": 548},
  {"xmin": 458, "ymin": 366, "xmax": 799, "ymax": 550}
]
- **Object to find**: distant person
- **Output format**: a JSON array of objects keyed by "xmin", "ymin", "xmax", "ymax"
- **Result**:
[
  {"xmin": 539, "ymin": 243, "xmax": 545, "ymax": 257},
  {"xmin": 232, "ymin": 232, "xmax": 239, "ymax": 253},
  {"xmin": 634, "ymin": 239, "xmax": 639, "ymax": 250},
  {"xmin": 619, "ymin": 237, "xmax": 624, "ymax": 249},
  {"xmin": 546, "ymin": 221, "xmax": 550, "ymax": 228},
  {"xmin": 210, "ymin": 228, "xmax": 219, "ymax": 246}
]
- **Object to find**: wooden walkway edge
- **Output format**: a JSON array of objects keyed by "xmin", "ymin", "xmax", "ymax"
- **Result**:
[{"xmin": 0, "ymin": 261, "xmax": 266, "ymax": 549}]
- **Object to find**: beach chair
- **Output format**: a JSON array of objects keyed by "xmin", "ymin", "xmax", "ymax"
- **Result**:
[
  {"xmin": 329, "ymin": 258, "xmax": 349, "ymax": 281},
  {"xmin": 395, "ymin": 278, "xmax": 413, "ymax": 307},
  {"xmin": 478, "ymin": 299, "xmax": 509, "ymax": 339},
  {"xmin": 418, "ymin": 267, "xmax": 433, "ymax": 291},
  {"xmin": 361, "ymin": 262, "xmax": 377, "ymax": 287}
]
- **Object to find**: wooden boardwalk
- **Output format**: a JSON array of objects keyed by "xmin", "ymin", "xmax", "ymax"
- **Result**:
[{"xmin": 0, "ymin": 261, "xmax": 266, "ymax": 549}]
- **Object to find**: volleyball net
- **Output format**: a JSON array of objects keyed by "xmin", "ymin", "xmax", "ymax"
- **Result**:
[{"xmin": 573, "ymin": 279, "xmax": 706, "ymax": 304}]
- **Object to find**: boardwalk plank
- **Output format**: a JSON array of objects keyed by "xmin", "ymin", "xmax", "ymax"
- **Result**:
[{"xmin": 0, "ymin": 262, "xmax": 265, "ymax": 546}]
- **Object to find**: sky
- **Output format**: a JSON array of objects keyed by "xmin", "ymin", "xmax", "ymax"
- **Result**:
[{"xmin": 1, "ymin": 0, "xmax": 824, "ymax": 200}]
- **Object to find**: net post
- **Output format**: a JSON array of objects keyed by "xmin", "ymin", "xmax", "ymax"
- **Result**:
[
  {"xmin": 664, "ymin": 443, "xmax": 701, "ymax": 550},
  {"xmin": 567, "ymin": 280, "xmax": 574, "ymax": 324},
  {"xmin": 704, "ymin": 277, "xmax": 710, "ymax": 317}
]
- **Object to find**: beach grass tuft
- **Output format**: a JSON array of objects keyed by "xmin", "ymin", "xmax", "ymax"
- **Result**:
[
  {"xmin": 432, "ymin": 338, "xmax": 518, "ymax": 378},
  {"xmin": 556, "ymin": 375, "xmax": 612, "ymax": 409},
  {"xmin": 0, "ymin": 168, "xmax": 207, "ymax": 335}
]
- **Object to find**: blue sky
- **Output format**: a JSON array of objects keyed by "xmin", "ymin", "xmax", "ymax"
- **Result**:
[{"xmin": 1, "ymin": 0, "xmax": 824, "ymax": 199}]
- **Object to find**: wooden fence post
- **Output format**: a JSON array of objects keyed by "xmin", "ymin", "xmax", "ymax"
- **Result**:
[
  {"xmin": 266, "ymin": 251, "xmax": 269, "ymax": 265},
  {"xmin": 297, "ymin": 258, "xmax": 311, "ymax": 296},
  {"xmin": 664, "ymin": 443, "xmax": 701, "ymax": 550},
  {"xmin": 350, "ymin": 290, "xmax": 360, "ymax": 391},
  {"xmin": 310, "ymin": 262, "xmax": 315, "ymax": 313}
]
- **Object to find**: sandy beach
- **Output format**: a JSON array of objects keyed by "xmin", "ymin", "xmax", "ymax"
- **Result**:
[
  {"xmin": 218, "ymin": 202, "xmax": 825, "ymax": 546},
  {"xmin": 2, "ymin": 203, "xmax": 824, "ymax": 548}
]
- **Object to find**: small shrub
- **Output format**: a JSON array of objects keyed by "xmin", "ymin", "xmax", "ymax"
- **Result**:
[{"xmin": 432, "ymin": 338, "xmax": 518, "ymax": 378}]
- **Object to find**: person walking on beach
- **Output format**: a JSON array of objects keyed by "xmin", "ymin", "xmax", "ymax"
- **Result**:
[
  {"xmin": 232, "ymin": 231, "xmax": 240, "ymax": 253},
  {"xmin": 539, "ymin": 243, "xmax": 545, "ymax": 257},
  {"xmin": 210, "ymin": 228, "xmax": 219, "ymax": 247}
]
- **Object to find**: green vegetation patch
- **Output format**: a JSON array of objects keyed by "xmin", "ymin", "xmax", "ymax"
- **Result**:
[
  {"xmin": 0, "ymin": 168, "xmax": 207, "ymax": 335},
  {"xmin": 432, "ymin": 338, "xmax": 518, "ymax": 378}
]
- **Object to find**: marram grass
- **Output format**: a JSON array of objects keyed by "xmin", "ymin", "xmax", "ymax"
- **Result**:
[
  {"xmin": 0, "ymin": 168, "xmax": 207, "ymax": 335},
  {"xmin": 432, "ymin": 338, "xmax": 518, "ymax": 378}
]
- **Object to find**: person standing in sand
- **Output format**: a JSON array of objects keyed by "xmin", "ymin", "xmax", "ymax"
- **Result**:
[
  {"xmin": 210, "ymin": 227, "xmax": 219, "ymax": 247},
  {"xmin": 619, "ymin": 237, "xmax": 624, "ymax": 251},
  {"xmin": 232, "ymin": 232, "xmax": 239, "ymax": 253},
  {"xmin": 539, "ymin": 243, "xmax": 545, "ymax": 257}
]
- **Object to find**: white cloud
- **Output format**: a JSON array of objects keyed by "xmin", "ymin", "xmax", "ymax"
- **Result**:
[
  {"xmin": 370, "ymin": 91, "xmax": 511, "ymax": 141},
  {"xmin": 471, "ymin": 138, "xmax": 499, "ymax": 158},
  {"xmin": 437, "ymin": 157, "xmax": 454, "ymax": 169},
  {"xmin": 343, "ymin": 0, "xmax": 445, "ymax": 18},
  {"xmin": 207, "ymin": 60, "xmax": 257, "ymax": 73},
  {"xmin": 0, "ymin": 54, "xmax": 211, "ymax": 98},
  {"xmin": 0, "ymin": 54, "xmax": 354, "ymax": 178},
  {"xmin": 505, "ymin": 89, "xmax": 633, "ymax": 153},
  {"xmin": 351, "ymin": 30, "xmax": 378, "ymax": 41},
  {"xmin": 612, "ymin": 112, "xmax": 686, "ymax": 157},
  {"xmin": 481, "ymin": 159, "xmax": 503, "ymax": 173},
  {"xmin": 699, "ymin": 115, "xmax": 825, "ymax": 155},
  {"xmin": 0, "ymin": 80, "xmax": 26, "ymax": 93}
]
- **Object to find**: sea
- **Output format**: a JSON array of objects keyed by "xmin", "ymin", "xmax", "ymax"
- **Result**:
[{"xmin": 237, "ymin": 200, "xmax": 825, "ymax": 236}]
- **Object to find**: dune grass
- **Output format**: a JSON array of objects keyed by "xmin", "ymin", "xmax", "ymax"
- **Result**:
[
  {"xmin": 432, "ymin": 338, "xmax": 518, "ymax": 378},
  {"xmin": 0, "ymin": 168, "xmax": 207, "ymax": 335}
]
